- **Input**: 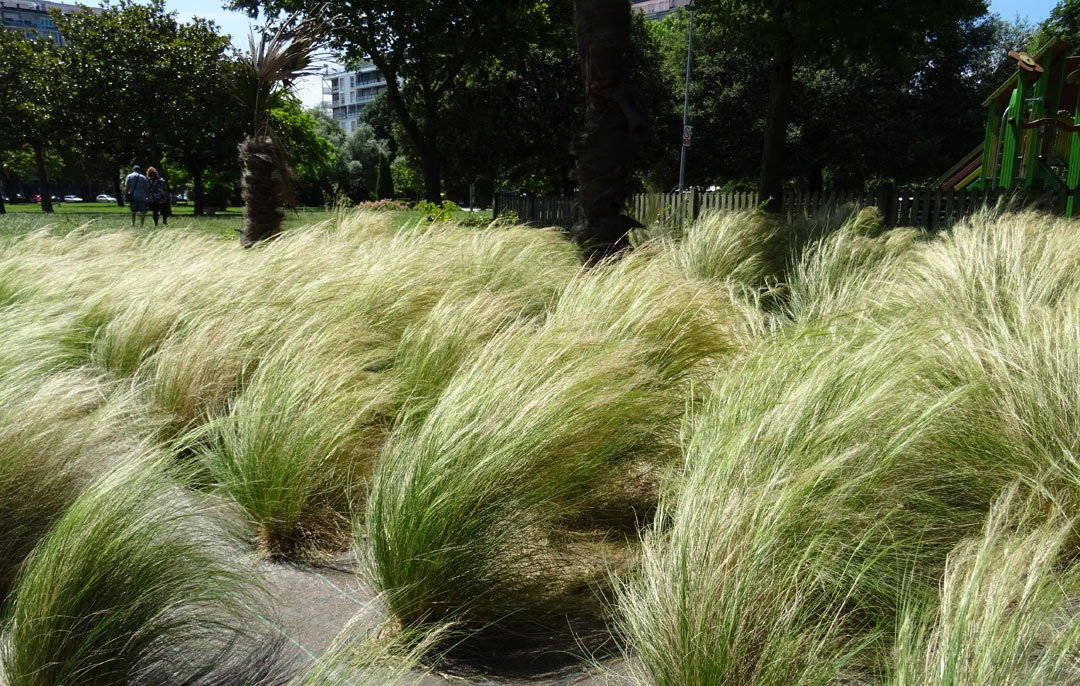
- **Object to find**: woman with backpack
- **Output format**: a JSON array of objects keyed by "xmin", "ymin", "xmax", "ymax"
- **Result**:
[{"xmin": 146, "ymin": 167, "xmax": 171, "ymax": 227}]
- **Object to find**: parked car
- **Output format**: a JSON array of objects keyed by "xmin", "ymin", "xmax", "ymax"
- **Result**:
[
  {"xmin": 63, "ymin": 195, "xmax": 82, "ymax": 202},
  {"xmin": 96, "ymin": 194, "xmax": 117, "ymax": 203},
  {"xmin": 30, "ymin": 194, "xmax": 40, "ymax": 202}
]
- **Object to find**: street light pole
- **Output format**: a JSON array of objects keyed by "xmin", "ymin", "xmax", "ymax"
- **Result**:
[{"xmin": 678, "ymin": 3, "xmax": 694, "ymax": 193}]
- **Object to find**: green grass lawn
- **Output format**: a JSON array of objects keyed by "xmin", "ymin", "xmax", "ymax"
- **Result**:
[
  {"xmin": 0, "ymin": 206, "xmax": 333, "ymax": 239},
  {"xmin": 0, "ymin": 205, "xmax": 493, "ymax": 239}
]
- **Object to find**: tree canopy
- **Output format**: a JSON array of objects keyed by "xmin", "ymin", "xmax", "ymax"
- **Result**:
[{"xmin": 229, "ymin": 0, "xmax": 556, "ymax": 202}]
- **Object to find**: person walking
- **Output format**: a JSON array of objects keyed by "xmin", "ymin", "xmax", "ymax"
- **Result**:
[
  {"xmin": 146, "ymin": 167, "xmax": 171, "ymax": 226},
  {"xmin": 124, "ymin": 165, "xmax": 148, "ymax": 227}
]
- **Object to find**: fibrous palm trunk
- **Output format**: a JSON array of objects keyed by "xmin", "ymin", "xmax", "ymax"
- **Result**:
[
  {"xmin": 571, "ymin": 0, "xmax": 645, "ymax": 264},
  {"xmin": 239, "ymin": 135, "xmax": 289, "ymax": 247}
]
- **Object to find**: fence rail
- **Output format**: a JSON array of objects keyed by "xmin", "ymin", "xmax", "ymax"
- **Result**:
[{"xmin": 494, "ymin": 185, "xmax": 1080, "ymax": 232}]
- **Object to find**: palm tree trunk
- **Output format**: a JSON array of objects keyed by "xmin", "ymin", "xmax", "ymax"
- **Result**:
[
  {"xmin": 239, "ymin": 135, "xmax": 287, "ymax": 247},
  {"xmin": 571, "ymin": 0, "xmax": 645, "ymax": 263}
]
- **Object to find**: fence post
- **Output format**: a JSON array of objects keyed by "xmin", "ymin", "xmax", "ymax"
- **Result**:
[
  {"xmin": 689, "ymin": 186, "xmax": 699, "ymax": 227},
  {"xmin": 493, "ymin": 192, "xmax": 501, "ymax": 220},
  {"xmin": 877, "ymin": 183, "xmax": 897, "ymax": 227}
]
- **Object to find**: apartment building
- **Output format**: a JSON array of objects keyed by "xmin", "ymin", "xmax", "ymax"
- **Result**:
[
  {"xmin": 1, "ymin": 0, "xmax": 96, "ymax": 45},
  {"xmin": 322, "ymin": 62, "xmax": 388, "ymax": 133},
  {"xmin": 632, "ymin": 0, "xmax": 691, "ymax": 21}
]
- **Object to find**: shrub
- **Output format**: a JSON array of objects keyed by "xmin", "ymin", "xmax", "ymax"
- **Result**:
[
  {"xmin": 616, "ymin": 321, "xmax": 993, "ymax": 685},
  {"xmin": 1, "ymin": 457, "xmax": 279, "ymax": 686},
  {"xmin": 890, "ymin": 485, "xmax": 1080, "ymax": 685},
  {"xmin": 196, "ymin": 326, "xmax": 397, "ymax": 558}
]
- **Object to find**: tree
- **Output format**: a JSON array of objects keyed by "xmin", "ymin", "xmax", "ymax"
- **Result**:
[
  {"xmin": 571, "ymin": 0, "xmax": 645, "ymax": 262},
  {"xmin": 337, "ymin": 122, "xmax": 386, "ymax": 202},
  {"xmin": 0, "ymin": 30, "xmax": 72, "ymax": 213},
  {"xmin": 0, "ymin": 30, "xmax": 28, "ymax": 215},
  {"xmin": 230, "ymin": 0, "xmax": 552, "ymax": 203},
  {"xmin": 54, "ymin": 0, "xmax": 245, "ymax": 213},
  {"xmin": 269, "ymin": 100, "xmax": 338, "ymax": 204},
  {"xmin": 695, "ymin": 0, "xmax": 987, "ymax": 210},
  {"xmin": 1034, "ymin": 0, "xmax": 1080, "ymax": 50},
  {"xmin": 164, "ymin": 21, "xmax": 247, "ymax": 216},
  {"xmin": 233, "ymin": 12, "xmax": 327, "ymax": 246}
]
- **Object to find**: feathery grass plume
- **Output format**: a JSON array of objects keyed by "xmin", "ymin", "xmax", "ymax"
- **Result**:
[
  {"xmin": 138, "ymin": 309, "xmax": 286, "ymax": 434},
  {"xmin": 196, "ymin": 324, "xmax": 397, "ymax": 558},
  {"xmin": 369, "ymin": 249, "xmax": 737, "ymax": 634},
  {"xmin": 0, "ymin": 302, "xmax": 97, "ymax": 377},
  {"xmin": 289, "ymin": 224, "xmax": 577, "ymax": 341},
  {"xmin": 88, "ymin": 293, "xmax": 186, "ymax": 377},
  {"xmin": 781, "ymin": 223, "xmax": 923, "ymax": 325},
  {"xmin": 547, "ymin": 249, "xmax": 737, "ymax": 382},
  {"xmin": 368, "ymin": 323, "xmax": 680, "ymax": 632},
  {"xmin": 927, "ymin": 295, "xmax": 1080, "ymax": 513},
  {"xmin": 393, "ymin": 289, "xmax": 537, "ymax": 414},
  {"xmin": 895, "ymin": 210, "xmax": 1080, "ymax": 335},
  {"xmin": 890, "ymin": 484, "xmax": 1080, "ymax": 685},
  {"xmin": 291, "ymin": 613, "xmax": 451, "ymax": 685},
  {"xmin": 888, "ymin": 213, "xmax": 1080, "ymax": 508},
  {"xmin": 0, "ymin": 368, "xmax": 135, "ymax": 602},
  {"xmin": 0, "ymin": 455, "xmax": 281, "ymax": 686},
  {"xmin": 664, "ymin": 210, "xmax": 781, "ymax": 289},
  {"xmin": 617, "ymin": 320, "xmax": 992, "ymax": 686}
]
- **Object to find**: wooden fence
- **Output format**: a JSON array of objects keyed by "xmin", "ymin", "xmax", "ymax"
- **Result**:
[{"xmin": 494, "ymin": 185, "xmax": 1080, "ymax": 232}]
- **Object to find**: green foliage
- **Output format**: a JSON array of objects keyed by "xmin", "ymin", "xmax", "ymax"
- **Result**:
[
  {"xmin": 52, "ymin": 0, "xmax": 243, "ymax": 214},
  {"xmin": 269, "ymin": 100, "xmax": 338, "ymax": 202},
  {"xmin": 231, "ymin": 0, "xmax": 556, "ymax": 200},
  {"xmin": 413, "ymin": 200, "xmax": 460, "ymax": 223}
]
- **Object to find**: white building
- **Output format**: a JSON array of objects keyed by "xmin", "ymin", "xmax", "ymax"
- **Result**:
[
  {"xmin": 632, "ymin": 0, "xmax": 691, "ymax": 21},
  {"xmin": 323, "ymin": 62, "xmax": 387, "ymax": 133},
  {"xmin": 1, "ymin": 0, "xmax": 96, "ymax": 45}
]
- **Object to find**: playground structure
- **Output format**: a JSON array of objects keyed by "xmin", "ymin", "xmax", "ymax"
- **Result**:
[{"xmin": 938, "ymin": 38, "xmax": 1080, "ymax": 216}]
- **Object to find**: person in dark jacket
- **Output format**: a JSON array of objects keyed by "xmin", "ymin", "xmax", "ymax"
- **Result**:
[{"xmin": 146, "ymin": 167, "xmax": 171, "ymax": 227}]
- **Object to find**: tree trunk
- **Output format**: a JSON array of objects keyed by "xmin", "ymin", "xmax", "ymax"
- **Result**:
[
  {"xmin": 35, "ymin": 145, "xmax": 53, "ymax": 213},
  {"xmin": 758, "ymin": 32, "xmax": 795, "ymax": 213},
  {"xmin": 571, "ymin": 0, "xmax": 645, "ymax": 263},
  {"xmin": 113, "ymin": 168, "xmax": 124, "ymax": 208},
  {"xmin": 192, "ymin": 165, "xmax": 205, "ymax": 217},
  {"xmin": 239, "ymin": 136, "xmax": 287, "ymax": 247},
  {"xmin": 381, "ymin": 69, "xmax": 443, "ymax": 204},
  {"xmin": 421, "ymin": 141, "xmax": 442, "ymax": 203}
]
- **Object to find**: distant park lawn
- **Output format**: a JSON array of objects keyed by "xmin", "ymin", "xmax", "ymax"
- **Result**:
[{"xmin": 0, "ymin": 205, "xmax": 493, "ymax": 239}]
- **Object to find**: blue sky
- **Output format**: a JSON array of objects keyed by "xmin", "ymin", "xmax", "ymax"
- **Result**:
[{"xmin": 160, "ymin": 0, "xmax": 1063, "ymax": 110}]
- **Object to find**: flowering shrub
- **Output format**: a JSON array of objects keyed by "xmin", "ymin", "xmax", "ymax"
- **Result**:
[{"xmin": 356, "ymin": 199, "xmax": 410, "ymax": 212}]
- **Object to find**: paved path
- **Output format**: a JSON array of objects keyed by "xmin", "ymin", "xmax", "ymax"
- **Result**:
[{"xmin": 240, "ymin": 553, "xmax": 631, "ymax": 685}]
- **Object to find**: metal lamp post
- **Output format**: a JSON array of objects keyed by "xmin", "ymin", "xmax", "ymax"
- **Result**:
[{"xmin": 678, "ymin": 2, "xmax": 694, "ymax": 193}]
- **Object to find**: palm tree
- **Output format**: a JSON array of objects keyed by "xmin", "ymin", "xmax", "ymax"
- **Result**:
[
  {"xmin": 571, "ymin": 0, "xmax": 645, "ymax": 263},
  {"xmin": 234, "ymin": 11, "xmax": 326, "ymax": 247}
]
